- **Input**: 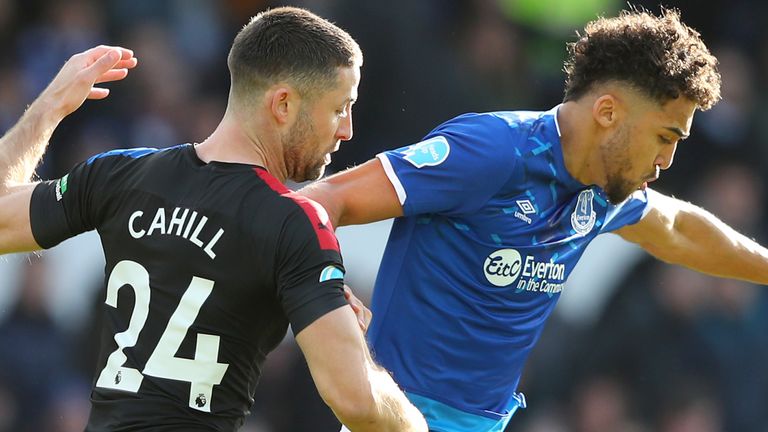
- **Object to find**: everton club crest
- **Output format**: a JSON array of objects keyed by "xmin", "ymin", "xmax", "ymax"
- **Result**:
[{"xmin": 571, "ymin": 189, "xmax": 596, "ymax": 236}]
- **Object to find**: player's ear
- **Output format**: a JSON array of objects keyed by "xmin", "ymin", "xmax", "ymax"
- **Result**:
[
  {"xmin": 268, "ymin": 85, "xmax": 299, "ymax": 125},
  {"xmin": 592, "ymin": 94, "xmax": 618, "ymax": 128}
]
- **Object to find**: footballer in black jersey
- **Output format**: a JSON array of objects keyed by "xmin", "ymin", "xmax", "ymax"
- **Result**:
[
  {"xmin": 30, "ymin": 144, "xmax": 349, "ymax": 430},
  {"xmin": 0, "ymin": 7, "xmax": 429, "ymax": 432}
]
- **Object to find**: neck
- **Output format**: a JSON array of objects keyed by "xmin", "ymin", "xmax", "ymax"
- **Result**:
[
  {"xmin": 194, "ymin": 110, "xmax": 289, "ymax": 183},
  {"xmin": 557, "ymin": 101, "xmax": 605, "ymax": 187}
]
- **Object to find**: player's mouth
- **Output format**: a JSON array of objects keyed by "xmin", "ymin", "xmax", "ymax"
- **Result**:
[
  {"xmin": 324, "ymin": 143, "xmax": 341, "ymax": 165},
  {"xmin": 639, "ymin": 165, "xmax": 661, "ymax": 190}
]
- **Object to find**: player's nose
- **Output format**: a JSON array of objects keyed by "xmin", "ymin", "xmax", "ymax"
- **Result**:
[
  {"xmin": 655, "ymin": 142, "xmax": 678, "ymax": 170},
  {"xmin": 337, "ymin": 112, "xmax": 353, "ymax": 141}
]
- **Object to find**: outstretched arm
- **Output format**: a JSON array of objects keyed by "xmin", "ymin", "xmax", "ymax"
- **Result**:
[
  {"xmin": 616, "ymin": 190, "xmax": 768, "ymax": 284},
  {"xmin": 295, "ymin": 307, "xmax": 427, "ymax": 431},
  {"xmin": 0, "ymin": 45, "xmax": 137, "ymax": 254},
  {"xmin": 300, "ymin": 159, "xmax": 403, "ymax": 227}
]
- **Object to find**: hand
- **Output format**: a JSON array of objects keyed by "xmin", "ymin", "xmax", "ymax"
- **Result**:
[
  {"xmin": 36, "ymin": 45, "xmax": 138, "ymax": 119},
  {"xmin": 344, "ymin": 285, "xmax": 372, "ymax": 333}
]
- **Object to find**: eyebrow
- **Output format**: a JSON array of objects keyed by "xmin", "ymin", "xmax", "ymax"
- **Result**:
[{"xmin": 665, "ymin": 126, "xmax": 690, "ymax": 140}]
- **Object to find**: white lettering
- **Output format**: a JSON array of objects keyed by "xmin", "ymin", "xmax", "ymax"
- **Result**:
[
  {"xmin": 522, "ymin": 256, "xmax": 566, "ymax": 281},
  {"xmin": 513, "ymin": 211, "xmax": 532, "ymax": 224},
  {"xmin": 147, "ymin": 208, "xmax": 167, "ymax": 236},
  {"xmin": 429, "ymin": 145, "xmax": 439, "ymax": 161},
  {"xmin": 129, "ymin": 211, "xmax": 146, "ymax": 239},
  {"xmin": 203, "ymin": 229, "xmax": 224, "ymax": 259},
  {"xmin": 125, "ymin": 207, "xmax": 224, "ymax": 261},
  {"xmin": 540, "ymin": 280, "xmax": 564, "ymax": 294},
  {"xmin": 183, "ymin": 211, "xmax": 199, "ymax": 239},
  {"xmin": 168, "ymin": 208, "xmax": 189, "ymax": 236},
  {"xmin": 190, "ymin": 216, "xmax": 208, "ymax": 247}
]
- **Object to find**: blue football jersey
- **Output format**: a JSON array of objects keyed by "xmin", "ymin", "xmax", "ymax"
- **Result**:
[{"xmin": 370, "ymin": 106, "xmax": 652, "ymax": 431}]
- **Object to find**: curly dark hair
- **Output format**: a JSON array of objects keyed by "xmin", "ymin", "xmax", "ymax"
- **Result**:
[{"xmin": 563, "ymin": 7, "xmax": 721, "ymax": 110}]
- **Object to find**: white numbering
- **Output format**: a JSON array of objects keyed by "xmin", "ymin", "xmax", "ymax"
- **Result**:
[
  {"xmin": 95, "ymin": 261, "xmax": 150, "ymax": 393},
  {"xmin": 143, "ymin": 276, "xmax": 227, "ymax": 411},
  {"xmin": 95, "ymin": 260, "xmax": 229, "ymax": 412}
]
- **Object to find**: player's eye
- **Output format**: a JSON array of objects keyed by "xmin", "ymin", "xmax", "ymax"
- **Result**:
[
  {"xmin": 337, "ymin": 102, "xmax": 351, "ymax": 118},
  {"xmin": 658, "ymin": 135, "xmax": 672, "ymax": 144}
]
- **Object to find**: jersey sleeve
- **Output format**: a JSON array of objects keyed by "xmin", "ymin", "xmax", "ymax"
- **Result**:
[
  {"xmin": 275, "ymin": 202, "xmax": 347, "ymax": 335},
  {"xmin": 600, "ymin": 188, "xmax": 655, "ymax": 233},
  {"xmin": 376, "ymin": 113, "xmax": 519, "ymax": 216},
  {"xmin": 30, "ymin": 154, "xmax": 117, "ymax": 249}
]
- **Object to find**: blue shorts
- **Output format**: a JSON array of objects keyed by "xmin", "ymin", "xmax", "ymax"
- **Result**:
[{"xmin": 407, "ymin": 391, "xmax": 527, "ymax": 432}]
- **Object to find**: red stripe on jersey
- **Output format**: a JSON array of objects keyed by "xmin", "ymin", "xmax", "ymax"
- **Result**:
[{"xmin": 254, "ymin": 168, "xmax": 339, "ymax": 252}]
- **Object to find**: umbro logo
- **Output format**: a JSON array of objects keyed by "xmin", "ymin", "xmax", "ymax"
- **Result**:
[
  {"xmin": 516, "ymin": 200, "xmax": 536, "ymax": 215},
  {"xmin": 514, "ymin": 199, "xmax": 536, "ymax": 224}
]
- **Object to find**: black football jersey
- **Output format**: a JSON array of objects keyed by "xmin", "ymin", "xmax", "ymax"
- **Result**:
[{"xmin": 29, "ymin": 144, "xmax": 348, "ymax": 431}]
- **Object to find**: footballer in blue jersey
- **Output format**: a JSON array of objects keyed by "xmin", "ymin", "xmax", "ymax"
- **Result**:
[
  {"xmin": 368, "ymin": 107, "xmax": 652, "ymax": 430},
  {"xmin": 304, "ymin": 8, "xmax": 768, "ymax": 432}
]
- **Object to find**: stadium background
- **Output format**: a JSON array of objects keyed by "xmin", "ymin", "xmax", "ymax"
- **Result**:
[{"xmin": 0, "ymin": 0, "xmax": 766, "ymax": 431}]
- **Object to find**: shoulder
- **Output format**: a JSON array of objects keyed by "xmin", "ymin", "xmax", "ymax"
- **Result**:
[
  {"xmin": 81, "ymin": 145, "xmax": 191, "ymax": 182},
  {"xmin": 434, "ymin": 111, "xmax": 519, "ymax": 135},
  {"xmin": 429, "ymin": 110, "xmax": 548, "ymax": 150},
  {"xmin": 253, "ymin": 168, "xmax": 339, "ymax": 253},
  {"xmin": 86, "ymin": 144, "xmax": 188, "ymax": 165},
  {"xmin": 283, "ymin": 193, "xmax": 338, "ymax": 252}
]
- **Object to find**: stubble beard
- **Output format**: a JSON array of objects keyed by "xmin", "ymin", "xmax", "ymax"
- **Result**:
[
  {"xmin": 282, "ymin": 110, "xmax": 323, "ymax": 183},
  {"xmin": 601, "ymin": 126, "xmax": 636, "ymax": 205}
]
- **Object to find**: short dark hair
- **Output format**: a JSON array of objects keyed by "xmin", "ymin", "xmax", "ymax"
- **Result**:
[
  {"xmin": 563, "ymin": 7, "xmax": 721, "ymax": 110},
  {"xmin": 227, "ymin": 7, "xmax": 362, "ymax": 103}
]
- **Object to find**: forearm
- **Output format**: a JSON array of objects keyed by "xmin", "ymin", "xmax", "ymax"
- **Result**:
[
  {"xmin": 0, "ymin": 46, "xmax": 134, "ymax": 254},
  {"xmin": 0, "ymin": 100, "xmax": 62, "ymax": 193},
  {"xmin": 296, "ymin": 308, "xmax": 427, "ymax": 432},
  {"xmin": 340, "ymin": 366, "xmax": 427, "ymax": 432},
  {"xmin": 300, "ymin": 159, "xmax": 403, "ymax": 227},
  {"xmin": 658, "ymin": 204, "xmax": 768, "ymax": 284},
  {"xmin": 2, "ymin": 46, "xmax": 136, "ymax": 194},
  {"xmin": 371, "ymin": 369, "xmax": 428, "ymax": 432}
]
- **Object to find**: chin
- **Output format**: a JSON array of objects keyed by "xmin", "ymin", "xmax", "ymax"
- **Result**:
[
  {"xmin": 605, "ymin": 187, "xmax": 634, "ymax": 205},
  {"xmin": 313, "ymin": 169, "xmax": 326, "ymax": 181},
  {"xmin": 297, "ymin": 165, "xmax": 326, "ymax": 183},
  {"xmin": 603, "ymin": 174, "xmax": 640, "ymax": 204}
]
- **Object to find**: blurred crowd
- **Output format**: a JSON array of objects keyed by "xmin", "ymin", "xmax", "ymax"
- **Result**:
[{"xmin": 0, "ymin": 0, "xmax": 767, "ymax": 431}]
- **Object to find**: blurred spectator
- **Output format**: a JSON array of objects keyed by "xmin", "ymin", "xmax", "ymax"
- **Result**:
[
  {"xmin": 577, "ymin": 262, "xmax": 717, "ymax": 427},
  {"xmin": 121, "ymin": 21, "xmax": 191, "ymax": 148},
  {"xmin": 42, "ymin": 382, "xmax": 92, "ymax": 432},
  {"xmin": 696, "ymin": 278, "xmax": 768, "ymax": 431},
  {"xmin": 655, "ymin": 381, "xmax": 722, "ymax": 432},
  {"xmin": 570, "ymin": 375, "xmax": 646, "ymax": 432},
  {"xmin": 0, "ymin": 379, "xmax": 18, "ymax": 432},
  {"xmin": 0, "ymin": 66, "xmax": 26, "ymax": 134},
  {"xmin": 16, "ymin": 0, "xmax": 106, "ymax": 99},
  {"xmin": 0, "ymin": 257, "xmax": 80, "ymax": 432},
  {"xmin": 517, "ymin": 406, "xmax": 569, "ymax": 432},
  {"xmin": 696, "ymin": 46, "xmax": 757, "ymax": 151},
  {"xmin": 246, "ymin": 340, "xmax": 341, "ymax": 431},
  {"xmin": 694, "ymin": 160, "xmax": 765, "ymax": 236}
]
